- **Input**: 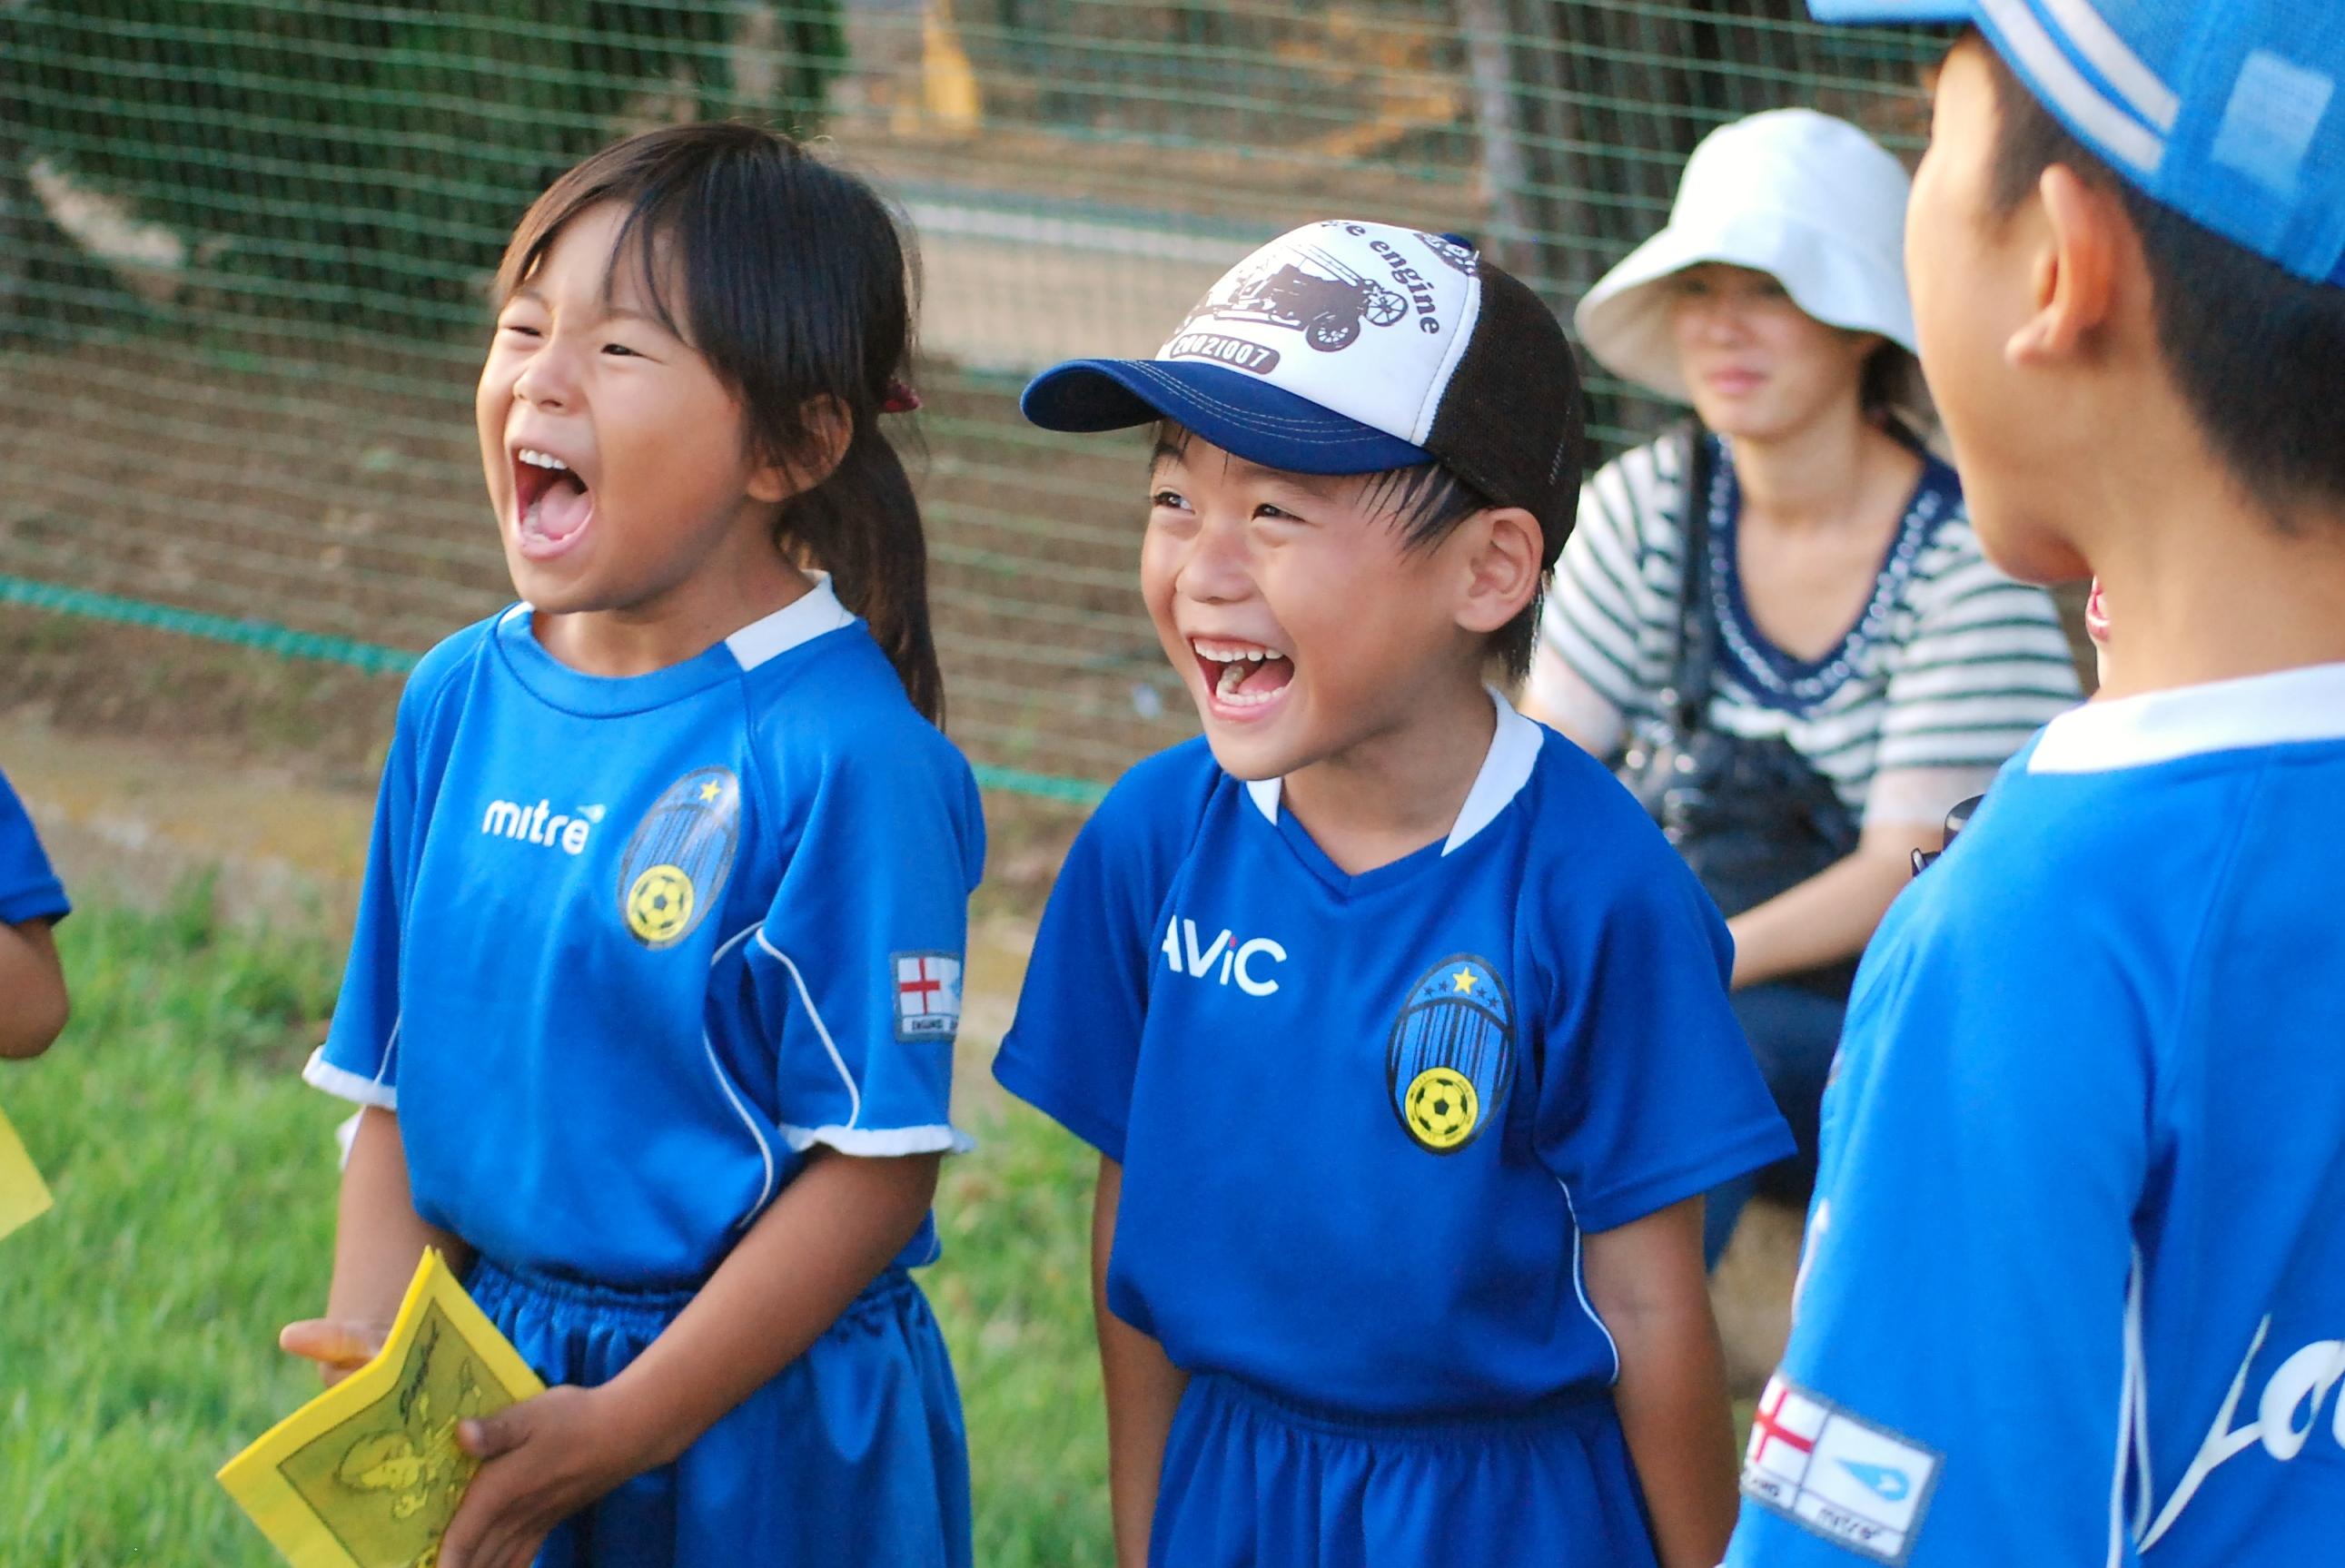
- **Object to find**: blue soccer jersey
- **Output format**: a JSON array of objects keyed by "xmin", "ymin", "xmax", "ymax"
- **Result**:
[
  {"xmin": 1727, "ymin": 664, "xmax": 2345, "ymax": 1568},
  {"xmin": 308, "ymin": 580, "xmax": 985, "ymax": 1287},
  {"xmin": 0, "ymin": 766, "xmax": 67, "ymax": 928},
  {"xmin": 995, "ymin": 693, "xmax": 1792, "ymax": 1416}
]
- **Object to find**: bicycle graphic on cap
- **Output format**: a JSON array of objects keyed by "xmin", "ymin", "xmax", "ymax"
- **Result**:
[{"xmin": 1186, "ymin": 245, "xmax": 1410, "ymax": 352}]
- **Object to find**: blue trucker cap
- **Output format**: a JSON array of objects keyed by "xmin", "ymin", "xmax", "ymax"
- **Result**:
[
  {"xmin": 1023, "ymin": 220, "xmax": 1589, "ymax": 564},
  {"xmin": 1810, "ymin": 0, "xmax": 2345, "ymax": 286}
]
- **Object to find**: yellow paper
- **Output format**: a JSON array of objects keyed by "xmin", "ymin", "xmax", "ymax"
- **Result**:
[
  {"xmin": 219, "ymin": 1250, "xmax": 546, "ymax": 1568},
  {"xmin": 0, "ymin": 1099, "xmax": 52, "ymax": 1240}
]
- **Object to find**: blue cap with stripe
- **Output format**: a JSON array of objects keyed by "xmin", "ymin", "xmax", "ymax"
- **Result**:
[{"xmin": 1810, "ymin": 0, "xmax": 2345, "ymax": 286}]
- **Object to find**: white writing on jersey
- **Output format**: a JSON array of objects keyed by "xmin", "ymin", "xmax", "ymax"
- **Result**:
[
  {"xmin": 480, "ymin": 797, "xmax": 603, "ymax": 856},
  {"xmin": 2141, "ymin": 1316, "xmax": 2345, "ymax": 1548},
  {"xmin": 1159, "ymin": 915, "xmax": 1286, "ymax": 997}
]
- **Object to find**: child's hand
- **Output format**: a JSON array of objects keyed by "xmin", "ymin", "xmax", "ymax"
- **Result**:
[
  {"xmin": 277, "ymin": 1317, "xmax": 391, "ymax": 1387},
  {"xmin": 437, "ymin": 1385, "xmax": 645, "ymax": 1568}
]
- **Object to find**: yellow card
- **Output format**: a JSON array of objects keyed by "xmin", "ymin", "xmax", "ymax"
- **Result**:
[
  {"xmin": 219, "ymin": 1250, "xmax": 547, "ymax": 1568},
  {"xmin": 0, "ymin": 1098, "xmax": 52, "ymax": 1241}
]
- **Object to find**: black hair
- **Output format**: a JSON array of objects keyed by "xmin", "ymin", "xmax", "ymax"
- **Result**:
[
  {"xmin": 1976, "ymin": 35, "xmax": 2345, "ymax": 528},
  {"xmin": 1859, "ymin": 343, "xmax": 1919, "ymax": 419},
  {"xmin": 496, "ymin": 122, "xmax": 943, "ymax": 720},
  {"xmin": 1362, "ymin": 462, "xmax": 1544, "ymax": 681},
  {"xmin": 1154, "ymin": 425, "xmax": 1542, "ymax": 680}
]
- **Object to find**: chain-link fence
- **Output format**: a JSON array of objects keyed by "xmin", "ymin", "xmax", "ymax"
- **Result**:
[{"xmin": 0, "ymin": 2, "xmax": 1944, "ymax": 798}]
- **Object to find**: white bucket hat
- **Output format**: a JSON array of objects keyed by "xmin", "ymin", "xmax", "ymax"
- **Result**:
[{"xmin": 1575, "ymin": 109, "xmax": 1919, "ymax": 409}]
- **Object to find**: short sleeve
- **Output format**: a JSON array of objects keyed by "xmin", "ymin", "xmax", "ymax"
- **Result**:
[
  {"xmin": 993, "ymin": 747, "xmax": 1210, "ymax": 1164},
  {"xmin": 0, "ymin": 767, "xmax": 68, "ymax": 927},
  {"xmin": 1725, "ymin": 886, "xmax": 2148, "ymax": 1566},
  {"xmin": 1867, "ymin": 523, "xmax": 2080, "ymax": 827},
  {"xmin": 306, "ymin": 691, "xmax": 425, "ymax": 1109},
  {"xmin": 1536, "ymin": 442, "xmax": 1677, "ymax": 726},
  {"xmin": 749, "ymin": 732, "xmax": 985, "ymax": 1157},
  {"xmin": 1532, "ymin": 846, "xmax": 1793, "ymax": 1233}
]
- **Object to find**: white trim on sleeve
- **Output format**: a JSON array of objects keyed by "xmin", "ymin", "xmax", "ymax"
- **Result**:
[
  {"xmin": 780, "ymin": 1123, "xmax": 975, "ymax": 1157},
  {"xmin": 302, "ymin": 1045, "xmax": 398, "ymax": 1109}
]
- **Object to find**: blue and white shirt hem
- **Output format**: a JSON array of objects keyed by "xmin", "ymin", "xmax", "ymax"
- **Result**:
[{"xmin": 302, "ymin": 1045, "xmax": 398, "ymax": 1110}]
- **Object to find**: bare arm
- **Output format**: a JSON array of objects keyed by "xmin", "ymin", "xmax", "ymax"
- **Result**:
[
  {"xmin": 1583, "ymin": 1197, "xmax": 1739, "ymax": 1568},
  {"xmin": 1517, "ymin": 646, "xmax": 1626, "ymax": 760},
  {"xmin": 1093, "ymin": 1156, "xmax": 1187, "ymax": 1568},
  {"xmin": 0, "ymin": 919, "xmax": 67, "ymax": 1060},
  {"xmin": 282, "ymin": 1105, "xmax": 470, "ymax": 1383},
  {"xmin": 1727, "ymin": 817, "xmax": 1941, "ymax": 989},
  {"xmin": 435, "ymin": 1148, "xmax": 943, "ymax": 1568},
  {"xmin": 599, "ymin": 1148, "xmax": 939, "ymax": 1463}
]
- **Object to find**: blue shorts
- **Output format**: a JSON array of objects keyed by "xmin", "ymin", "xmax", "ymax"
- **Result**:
[
  {"xmin": 470, "ymin": 1257, "xmax": 971, "ymax": 1568},
  {"xmin": 1152, "ymin": 1373, "xmax": 1657, "ymax": 1568}
]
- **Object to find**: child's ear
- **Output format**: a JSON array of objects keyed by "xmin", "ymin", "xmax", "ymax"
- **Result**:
[
  {"xmin": 2005, "ymin": 163, "xmax": 2126, "ymax": 369},
  {"xmin": 747, "ymin": 394, "xmax": 855, "ymax": 503},
  {"xmin": 1453, "ymin": 506, "xmax": 1543, "ymax": 637}
]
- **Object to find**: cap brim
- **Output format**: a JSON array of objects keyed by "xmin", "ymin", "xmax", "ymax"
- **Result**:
[
  {"xmin": 1805, "ymin": 0, "xmax": 1969, "ymax": 19},
  {"xmin": 1021, "ymin": 359, "xmax": 1430, "ymax": 475}
]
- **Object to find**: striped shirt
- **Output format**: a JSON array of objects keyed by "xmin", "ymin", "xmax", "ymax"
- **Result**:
[{"xmin": 1529, "ymin": 433, "xmax": 2082, "ymax": 828}]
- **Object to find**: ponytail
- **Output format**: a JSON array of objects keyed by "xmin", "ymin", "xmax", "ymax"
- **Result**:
[{"xmin": 783, "ymin": 423, "xmax": 944, "ymax": 724}]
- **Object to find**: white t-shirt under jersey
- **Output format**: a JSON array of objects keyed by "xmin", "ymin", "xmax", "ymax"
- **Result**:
[{"xmin": 1529, "ymin": 433, "xmax": 2081, "ymax": 828}]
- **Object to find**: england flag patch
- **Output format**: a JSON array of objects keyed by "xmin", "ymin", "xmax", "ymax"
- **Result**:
[
  {"xmin": 1741, "ymin": 1373, "xmax": 1943, "ymax": 1564},
  {"xmin": 893, "ymin": 952, "xmax": 963, "ymax": 1041}
]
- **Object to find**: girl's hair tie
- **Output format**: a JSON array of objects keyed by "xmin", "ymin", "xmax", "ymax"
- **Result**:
[{"xmin": 882, "ymin": 379, "xmax": 922, "ymax": 414}]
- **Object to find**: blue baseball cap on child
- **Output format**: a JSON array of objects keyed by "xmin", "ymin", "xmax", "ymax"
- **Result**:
[{"xmin": 1810, "ymin": 0, "xmax": 2345, "ymax": 286}]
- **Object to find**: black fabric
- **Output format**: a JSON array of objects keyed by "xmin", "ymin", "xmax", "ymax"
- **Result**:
[
  {"xmin": 1619, "ymin": 424, "xmax": 1863, "ymax": 1000},
  {"xmin": 1423, "ymin": 260, "xmax": 1588, "ymax": 567}
]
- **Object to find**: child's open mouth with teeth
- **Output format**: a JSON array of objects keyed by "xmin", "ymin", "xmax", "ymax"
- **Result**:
[
  {"xmin": 1190, "ymin": 636, "xmax": 1295, "ymax": 713},
  {"xmin": 512, "ymin": 445, "xmax": 595, "ymax": 559}
]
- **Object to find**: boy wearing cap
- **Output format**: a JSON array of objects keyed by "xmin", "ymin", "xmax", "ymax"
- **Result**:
[
  {"xmin": 994, "ymin": 219, "xmax": 1792, "ymax": 1568},
  {"xmin": 1727, "ymin": 5, "xmax": 2345, "ymax": 1566}
]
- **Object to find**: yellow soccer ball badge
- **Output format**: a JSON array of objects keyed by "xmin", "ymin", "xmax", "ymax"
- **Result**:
[
  {"xmin": 1386, "ymin": 956, "xmax": 1514, "ymax": 1156},
  {"xmin": 625, "ymin": 865, "xmax": 695, "ymax": 945},
  {"xmin": 1403, "ymin": 1067, "xmax": 1479, "ymax": 1151},
  {"xmin": 614, "ymin": 766, "xmax": 741, "ymax": 950}
]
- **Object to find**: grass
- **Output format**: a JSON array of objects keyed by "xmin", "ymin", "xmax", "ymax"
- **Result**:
[{"xmin": 0, "ymin": 884, "xmax": 1110, "ymax": 1566}]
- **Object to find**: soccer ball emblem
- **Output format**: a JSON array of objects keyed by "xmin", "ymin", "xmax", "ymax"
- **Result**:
[
  {"xmin": 626, "ymin": 864, "xmax": 695, "ymax": 946},
  {"xmin": 1404, "ymin": 1066, "xmax": 1479, "ymax": 1152}
]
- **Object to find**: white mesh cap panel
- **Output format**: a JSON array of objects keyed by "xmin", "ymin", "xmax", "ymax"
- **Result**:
[{"xmin": 1154, "ymin": 220, "xmax": 1485, "ymax": 449}]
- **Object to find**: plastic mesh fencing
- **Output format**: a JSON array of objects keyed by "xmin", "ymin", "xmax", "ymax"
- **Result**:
[{"xmin": 0, "ymin": 2, "xmax": 1945, "ymax": 797}]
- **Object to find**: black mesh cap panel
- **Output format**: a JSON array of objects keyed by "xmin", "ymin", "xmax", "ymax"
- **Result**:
[{"xmin": 1422, "ymin": 261, "xmax": 1588, "ymax": 569}]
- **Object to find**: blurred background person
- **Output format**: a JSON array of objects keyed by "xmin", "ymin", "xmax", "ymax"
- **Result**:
[{"xmin": 1522, "ymin": 110, "xmax": 2080, "ymax": 1267}]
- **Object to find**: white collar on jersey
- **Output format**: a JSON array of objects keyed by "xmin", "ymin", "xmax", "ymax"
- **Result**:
[
  {"xmin": 2029, "ymin": 660, "xmax": 2345, "ymax": 774},
  {"xmin": 1244, "ymin": 686, "xmax": 1544, "ymax": 856},
  {"xmin": 724, "ymin": 574, "xmax": 856, "ymax": 672}
]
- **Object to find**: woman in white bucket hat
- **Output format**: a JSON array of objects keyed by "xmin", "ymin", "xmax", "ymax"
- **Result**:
[{"xmin": 1523, "ymin": 109, "xmax": 2081, "ymax": 1268}]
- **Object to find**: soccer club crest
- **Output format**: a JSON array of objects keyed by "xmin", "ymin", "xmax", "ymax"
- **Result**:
[
  {"xmin": 614, "ymin": 766, "xmax": 740, "ymax": 950},
  {"xmin": 1386, "ymin": 955, "xmax": 1515, "ymax": 1155}
]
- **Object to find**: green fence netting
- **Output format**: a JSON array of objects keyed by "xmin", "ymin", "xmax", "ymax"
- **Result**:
[{"xmin": 0, "ymin": 2, "xmax": 1943, "ymax": 799}]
